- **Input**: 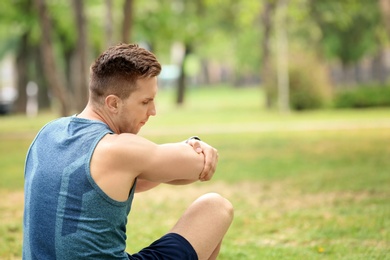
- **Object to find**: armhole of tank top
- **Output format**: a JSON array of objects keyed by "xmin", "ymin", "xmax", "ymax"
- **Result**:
[{"xmin": 84, "ymin": 131, "xmax": 133, "ymax": 207}]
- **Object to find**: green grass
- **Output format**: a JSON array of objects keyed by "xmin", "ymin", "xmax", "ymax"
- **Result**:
[{"xmin": 0, "ymin": 86, "xmax": 389, "ymax": 259}]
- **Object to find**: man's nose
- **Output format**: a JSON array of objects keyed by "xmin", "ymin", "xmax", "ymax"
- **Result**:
[{"xmin": 149, "ymin": 104, "xmax": 156, "ymax": 116}]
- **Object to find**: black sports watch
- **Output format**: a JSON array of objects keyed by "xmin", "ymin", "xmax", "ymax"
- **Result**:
[{"xmin": 186, "ymin": 136, "xmax": 201, "ymax": 143}]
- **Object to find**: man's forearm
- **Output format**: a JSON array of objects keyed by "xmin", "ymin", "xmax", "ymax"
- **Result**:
[
  {"xmin": 165, "ymin": 179, "xmax": 198, "ymax": 185},
  {"xmin": 135, "ymin": 179, "xmax": 160, "ymax": 193}
]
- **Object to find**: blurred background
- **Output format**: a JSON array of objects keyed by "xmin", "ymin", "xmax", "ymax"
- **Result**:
[
  {"xmin": 1, "ymin": 1, "xmax": 390, "ymax": 259},
  {"xmin": 1, "ymin": 0, "xmax": 390, "ymax": 115}
]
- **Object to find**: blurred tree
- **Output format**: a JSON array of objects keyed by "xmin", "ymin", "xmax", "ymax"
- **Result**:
[
  {"xmin": 380, "ymin": 0, "xmax": 390, "ymax": 35},
  {"xmin": 192, "ymin": 0, "xmax": 238, "ymax": 85},
  {"xmin": 72, "ymin": 0, "xmax": 89, "ymax": 111},
  {"xmin": 15, "ymin": 32, "xmax": 29, "ymax": 113},
  {"xmin": 0, "ymin": 0, "xmax": 37, "ymax": 113},
  {"xmin": 3, "ymin": 0, "xmax": 386, "ymax": 114},
  {"xmin": 34, "ymin": 0, "xmax": 70, "ymax": 116},
  {"xmin": 176, "ymin": 0, "xmax": 204, "ymax": 105},
  {"xmin": 202, "ymin": 0, "xmax": 278, "ymax": 108},
  {"xmin": 376, "ymin": 0, "xmax": 390, "ymax": 84},
  {"xmin": 275, "ymin": 0, "xmax": 290, "ymax": 113},
  {"xmin": 49, "ymin": 0, "xmax": 76, "ymax": 87},
  {"xmin": 122, "ymin": 0, "xmax": 134, "ymax": 43},
  {"xmin": 224, "ymin": 0, "xmax": 262, "ymax": 84},
  {"xmin": 309, "ymin": 0, "xmax": 382, "ymax": 83},
  {"xmin": 135, "ymin": 0, "xmax": 207, "ymax": 105},
  {"xmin": 13, "ymin": 1, "xmax": 33, "ymax": 114},
  {"xmin": 260, "ymin": 0, "xmax": 276, "ymax": 109},
  {"xmin": 105, "ymin": 0, "xmax": 114, "ymax": 48}
]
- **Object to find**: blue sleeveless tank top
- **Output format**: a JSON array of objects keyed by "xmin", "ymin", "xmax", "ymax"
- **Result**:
[{"xmin": 23, "ymin": 116, "xmax": 136, "ymax": 259}]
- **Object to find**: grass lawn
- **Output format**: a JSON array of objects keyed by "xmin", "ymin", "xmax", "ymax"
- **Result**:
[{"xmin": 0, "ymin": 86, "xmax": 389, "ymax": 259}]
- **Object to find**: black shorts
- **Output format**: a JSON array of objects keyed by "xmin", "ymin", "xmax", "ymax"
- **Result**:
[{"xmin": 128, "ymin": 233, "xmax": 198, "ymax": 260}]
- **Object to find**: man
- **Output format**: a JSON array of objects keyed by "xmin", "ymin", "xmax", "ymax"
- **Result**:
[{"xmin": 23, "ymin": 43, "xmax": 234, "ymax": 260}]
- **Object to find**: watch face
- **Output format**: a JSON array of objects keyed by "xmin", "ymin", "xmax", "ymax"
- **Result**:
[{"xmin": 186, "ymin": 136, "xmax": 201, "ymax": 143}]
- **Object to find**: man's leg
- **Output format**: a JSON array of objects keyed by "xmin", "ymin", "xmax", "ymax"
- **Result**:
[
  {"xmin": 208, "ymin": 241, "xmax": 222, "ymax": 260},
  {"xmin": 169, "ymin": 193, "xmax": 234, "ymax": 260}
]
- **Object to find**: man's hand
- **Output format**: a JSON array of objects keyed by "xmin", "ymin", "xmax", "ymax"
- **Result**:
[{"xmin": 187, "ymin": 139, "xmax": 218, "ymax": 181}]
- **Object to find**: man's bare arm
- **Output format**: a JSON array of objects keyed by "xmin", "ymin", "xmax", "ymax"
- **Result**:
[
  {"xmin": 135, "ymin": 179, "xmax": 160, "ymax": 193},
  {"xmin": 186, "ymin": 139, "xmax": 219, "ymax": 181},
  {"xmin": 135, "ymin": 138, "xmax": 218, "ymax": 192},
  {"xmin": 92, "ymin": 134, "xmax": 217, "ymax": 199},
  {"xmin": 115, "ymin": 134, "xmax": 205, "ymax": 183}
]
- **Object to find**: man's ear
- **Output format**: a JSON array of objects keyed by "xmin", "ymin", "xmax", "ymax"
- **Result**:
[{"xmin": 105, "ymin": 95, "xmax": 121, "ymax": 113}]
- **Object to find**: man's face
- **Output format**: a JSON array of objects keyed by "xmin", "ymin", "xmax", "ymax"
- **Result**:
[{"xmin": 116, "ymin": 77, "xmax": 157, "ymax": 134}]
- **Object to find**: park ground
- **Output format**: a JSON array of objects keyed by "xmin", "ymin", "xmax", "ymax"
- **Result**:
[{"xmin": 0, "ymin": 86, "xmax": 389, "ymax": 259}]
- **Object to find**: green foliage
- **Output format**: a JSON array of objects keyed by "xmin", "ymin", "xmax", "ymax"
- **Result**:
[
  {"xmin": 135, "ymin": 0, "xmax": 210, "ymax": 59},
  {"xmin": 267, "ymin": 53, "xmax": 333, "ymax": 110},
  {"xmin": 309, "ymin": 0, "xmax": 382, "ymax": 65},
  {"xmin": 0, "ymin": 0, "xmax": 38, "ymax": 58},
  {"xmin": 334, "ymin": 84, "xmax": 390, "ymax": 108},
  {"xmin": 1, "ymin": 0, "xmax": 387, "ymax": 117},
  {"xmin": 47, "ymin": 1, "xmax": 76, "ymax": 50},
  {"xmin": 288, "ymin": 56, "xmax": 332, "ymax": 110}
]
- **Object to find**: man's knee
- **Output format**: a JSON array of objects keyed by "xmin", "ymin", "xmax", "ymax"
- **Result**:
[{"xmin": 197, "ymin": 193, "xmax": 234, "ymax": 221}]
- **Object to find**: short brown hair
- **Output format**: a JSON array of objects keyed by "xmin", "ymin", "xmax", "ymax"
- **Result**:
[{"xmin": 89, "ymin": 43, "xmax": 161, "ymax": 103}]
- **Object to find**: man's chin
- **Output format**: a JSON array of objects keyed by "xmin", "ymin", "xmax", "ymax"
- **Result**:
[{"xmin": 133, "ymin": 127, "xmax": 141, "ymax": 135}]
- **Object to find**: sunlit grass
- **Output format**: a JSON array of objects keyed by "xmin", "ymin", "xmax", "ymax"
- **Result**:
[{"xmin": 150, "ymin": 86, "xmax": 390, "ymax": 126}]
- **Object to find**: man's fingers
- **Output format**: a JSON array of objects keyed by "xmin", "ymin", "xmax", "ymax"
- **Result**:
[
  {"xmin": 199, "ymin": 163, "xmax": 211, "ymax": 181},
  {"xmin": 199, "ymin": 153, "xmax": 217, "ymax": 181},
  {"xmin": 188, "ymin": 139, "xmax": 203, "ymax": 153},
  {"xmin": 187, "ymin": 140, "xmax": 218, "ymax": 181},
  {"xmin": 204, "ymin": 148, "xmax": 218, "ymax": 178}
]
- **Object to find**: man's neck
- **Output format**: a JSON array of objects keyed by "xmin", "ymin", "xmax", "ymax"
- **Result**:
[{"xmin": 77, "ymin": 103, "xmax": 119, "ymax": 134}]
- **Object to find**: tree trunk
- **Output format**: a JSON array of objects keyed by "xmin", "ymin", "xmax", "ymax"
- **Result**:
[
  {"xmin": 260, "ymin": 1, "xmax": 276, "ymax": 109},
  {"xmin": 371, "ymin": 50, "xmax": 387, "ymax": 84},
  {"xmin": 200, "ymin": 59, "xmax": 210, "ymax": 85},
  {"xmin": 34, "ymin": 0, "xmax": 70, "ymax": 116},
  {"xmin": 72, "ymin": 0, "xmax": 89, "ymax": 111},
  {"xmin": 380, "ymin": 0, "xmax": 390, "ymax": 36},
  {"xmin": 105, "ymin": 0, "xmax": 114, "ymax": 48},
  {"xmin": 176, "ymin": 44, "xmax": 192, "ymax": 105},
  {"xmin": 33, "ymin": 46, "xmax": 51, "ymax": 109},
  {"xmin": 14, "ymin": 0, "xmax": 34, "ymax": 114},
  {"xmin": 14, "ymin": 33, "xmax": 29, "ymax": 114},
  {"xmin": 122, "ymin": 0, "xmax": 133, "ymax": 43},
  {"xmin": 275, "ymin": 0, "xmax": 290, "ymax": 113}
]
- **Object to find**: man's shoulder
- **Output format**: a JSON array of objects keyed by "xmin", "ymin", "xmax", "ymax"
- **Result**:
[
  {"xmin": 91, "ymin": 133, "xmax": 146, "ymax": 182},
  {"xmin": 98, "ymin": 133, "xmax": 153, "ymax": 152},
  {"xmin": 39, "ymin": 116, "xmax": 69, "ymax": 129},
  {"xmin": 95, "ymin": 133, "xmax": 158, "ymax": 172}
]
